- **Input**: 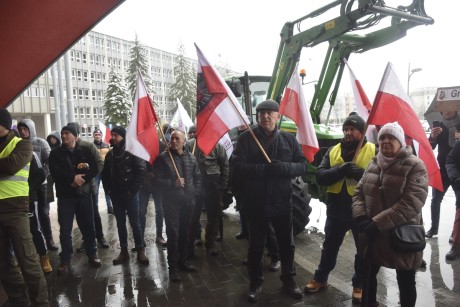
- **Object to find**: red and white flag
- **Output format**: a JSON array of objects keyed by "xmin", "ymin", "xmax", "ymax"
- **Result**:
[
  {"xmin": 368, "ymin": 62, "xmax": 443, "ymax": 191},
  {"xmin": 125, "ymin": 70, "xmax": 160, "ymax": 165},
  {"xmin": 195, "ymin": 44, "xmax": 249, "ymax": 155},
  {"xmin": 98, "ymin": 121, "xmax": 111, "ymax": 144},
  {"xmin": 345, "ymin": 59, "xmax": 377, "ymax": 143},
  {"xmin": 279, "ymin": 63, "xmax": 319, "ymax": 163}
]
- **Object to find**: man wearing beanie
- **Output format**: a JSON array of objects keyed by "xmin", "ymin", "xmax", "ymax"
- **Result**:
[
  {"xmin": 0, "ymin": 109, "xmax": 49, "ymax": 306},
  {"xmin": 49, "ymin": 125, "xmax": 103, "ymax": 274},
  {"xmin": 17, "ymin": 118, "xmax": 57, "ymax": 254},
  {"xmin": 65, "ymin": 122, "xmax": 109, "ymax": 252},
  {"xmin": 93, "ymin": 128, "xmax": 113, "ymax": 214},
  {"xmin": 305, "ymin": 113, "xmax": 376, "ymax": 304},
  {"xmin": 101, "ymin": 126, "xmax": 149, "ymax": 265},
  {"xmin": 232, "ymin": 99, "xmax": 306, "ymax": 302}
]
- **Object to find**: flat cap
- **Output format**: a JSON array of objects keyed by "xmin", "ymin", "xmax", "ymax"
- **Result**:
[{"xmin": 256, "ymin": 99, "xmax": 279, "ymax": 112}]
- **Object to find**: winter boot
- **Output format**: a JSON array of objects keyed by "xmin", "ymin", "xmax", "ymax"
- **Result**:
[
  {"xmin": 113, "ymin": 247, "xmax": 129, "ymax": 265},
  {"xmin": 446, "ymin": 208, "xmax": 460, "ymax": 260},
  {"xmin": 40, "ymin": 255, "xmax": 52, "ymax": 273},
  {"xmin": 137, "ymin": 247, "xmax": 149, "ymax": 265}
]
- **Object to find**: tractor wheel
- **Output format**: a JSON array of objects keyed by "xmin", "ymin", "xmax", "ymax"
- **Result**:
[{"xmin": 291, "ymin": 176, "xmax": 312, "ymax": 236}]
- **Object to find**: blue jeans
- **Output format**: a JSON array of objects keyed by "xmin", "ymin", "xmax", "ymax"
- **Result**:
[
  {"xmin": 139, "ymin": 186, "xmax": 164, "ymax": 237},
  {"xmin": 57, "ymin": 195, "xmax": 96, "ymax": 263},
  {"xmin": 314, "ymin": 216, "xmax": 362, "ymax": 288},
  {"xmin": 95, "ymin": 174, "xmax": 112, "ymax": 209},
  {"xmin": 111, "ymin": 192, "xmax": 143, "ymax": 248}
]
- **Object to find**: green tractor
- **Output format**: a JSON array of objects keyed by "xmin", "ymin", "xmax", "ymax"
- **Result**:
[{"xmin": 226, "ymin": 0, "xmax": 433, "ymax": 233}]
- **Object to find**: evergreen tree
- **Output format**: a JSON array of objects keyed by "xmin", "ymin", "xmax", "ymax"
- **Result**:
[
  {"xmin": 169, "ymin": 42, "xmax": 196, "ymax": 121},
  {"xmin": 126, "ymin": 34, "xmax": 155, "ymax": 103},
  {"xmin": 104, "ymin": 69, "xmax": 132, "ymax": 127}
]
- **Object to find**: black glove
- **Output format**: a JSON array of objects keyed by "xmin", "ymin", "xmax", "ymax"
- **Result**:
[
  {"xmin": 338, "ymin": 162, "xmax": 355, "ymax": 177},
  {"xmin": 351, "ymin": 167, "xmax": 364, "ymax": 181},
  {"xmin": 355, "ymin": 216, "xmax": 373, "ymax": 233},
  {"xmin": 364, "ymin": 221, "xmax": 379, "ymax": 237},
  {"xmin": 266, "ymin": 160, "xmax": 286, "ymax": 175}
]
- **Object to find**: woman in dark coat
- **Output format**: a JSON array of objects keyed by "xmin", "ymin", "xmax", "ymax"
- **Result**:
[{"xmin": 352, "ymin": 122, "xmax": 428, "ymax": 307}]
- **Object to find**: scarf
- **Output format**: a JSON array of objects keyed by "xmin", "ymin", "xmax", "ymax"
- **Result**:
[
  {"xmin": 442, "ymin": 115, "xmax": 460, "ymax": 147},
  {"xmin": 376, "ymin": 150, "xmax": 398, "ymax": 171}
]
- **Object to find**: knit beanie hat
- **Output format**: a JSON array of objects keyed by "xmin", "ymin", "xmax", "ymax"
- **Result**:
[
  {"xmin": 93, "ymin": 128, "xmax": 103, "ymax": 136},
  {"xmin": 378, "ymin": 122, "xmax": 405, "ymax": 146},
  {"xmin": 111, "ymin": 126, "xmax": 126, "ymax": 139},
  {"xmin": 256, "ymin": 99, "xmax": 279, "ymax": 112},
  {"xmin": 343, "ymin": 114, "xmax": 365, "ymax": 133},
  {"xmin": 61, "ymin": 125, "xmax": 78, "ymax": 137},
  {"xmin": 0, "ymin": 109, "xmax": 12, "ymax": 130}
]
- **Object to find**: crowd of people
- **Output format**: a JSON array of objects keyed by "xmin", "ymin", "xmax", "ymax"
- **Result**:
[{"xmin": 0, "ymin": 104, "xmax": 459, "ymax": 306}]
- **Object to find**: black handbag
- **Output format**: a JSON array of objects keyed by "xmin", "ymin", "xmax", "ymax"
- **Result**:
[{"xmin": 390, "ymin": 224, "xmax": 426, "ymax": 252}]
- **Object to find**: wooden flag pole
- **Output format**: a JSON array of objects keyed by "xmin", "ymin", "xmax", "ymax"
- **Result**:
[
  {"xmin": 156, "ymin": 120, "xmax": 181, "ymax": 180},
  {"xmin": 228, "ymin": 97, "xmax": 272, "ymax": 163}
]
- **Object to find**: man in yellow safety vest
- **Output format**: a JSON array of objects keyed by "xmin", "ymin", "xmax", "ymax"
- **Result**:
[{"xmin": 0, "ymin": 108, "xmax": 49, "ymax": 306}]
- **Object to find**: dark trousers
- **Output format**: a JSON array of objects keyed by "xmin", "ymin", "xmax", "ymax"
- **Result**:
[
  {"xmin": 112, "ymin": 192, "xmax": 143, "ymax": 248},
  {"xmin": 247, "ymin": 213, "xmax": 296, "ymax": 285},
  {"xmin": 58, "ymin": 195, "xmax": 96, "ymax": 263},
  {"xmin": 187, "ymin": 195, "xmax": 203, "ymax": 257},
  {"xmin": 95, "ymin": 174, "xmax": 112, "ymax": 209},
  {"xmin": 91, "ymin": 189, "xmax": 104, "ymax": 240},
  {"xmin": 202, "ymin": 174, "xmax": 221, "ymax": 249},
  {"xmin": 0, "ymin": 210, "xmax": 49, "ymax": 306},
  {"xmin": 430, "ymin": 174, "xmax": 451, "ymax": 230},
  {"xmin": 37, "ymin": 184, "xmax": 53, "ymax": 243},
  {"xmin": 139, "ymin": 186, "xmax": 164, "ymax": 238},
  {"xmin": 365, "ymin": 265, "xmax": 416, "ymax": 307},
  {"xmin": 29, "ymin": 200, "xmax": 47, "ymax": 256},
  {"xmin": 314, "ymin": 216, "xmax": 362, "ymax": 288},
  {"xmin": 164, "ymin": 197, "xmax": 194, "ymax": 269}
]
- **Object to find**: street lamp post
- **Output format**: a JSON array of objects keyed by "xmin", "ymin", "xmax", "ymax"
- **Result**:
[{"xmin": 407, "ymin": 63, "xmax": 422, "ymax": 95}]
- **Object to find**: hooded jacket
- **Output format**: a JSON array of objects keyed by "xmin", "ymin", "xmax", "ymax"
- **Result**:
[
  {"xmin": 18, "ymin": 119, "xmax": 51, "ymax": 178},
  {"xmin": 46, "ymin": 131, "xmax": 61, "ymax": 150}
]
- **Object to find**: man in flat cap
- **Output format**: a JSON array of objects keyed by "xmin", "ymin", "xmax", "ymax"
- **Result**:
[
  {"xmin": 49, "ymin": 124, "xmax": 102, "ymax": 274},
  {"xmin": 232, "ymin": 99, "xmax": 307, "ymax": 302},
  {"xmin": 304, "ymin": 113, "xmax": 376, "ymax": 304}
]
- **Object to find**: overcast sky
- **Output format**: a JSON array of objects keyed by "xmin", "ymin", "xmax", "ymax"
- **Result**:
[{"xmin": 94, "ymin": 0, "xmax": 459, "ymax": 101}]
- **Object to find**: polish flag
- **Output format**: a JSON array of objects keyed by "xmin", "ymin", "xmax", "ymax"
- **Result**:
[
  {"xmin": 218, "ymin": 133, "xmax": 233, "ymax": 160},
  {"xmin": 368, "ymin": 62, "xmax": 443, "ymax": 191},
  {"xmin": 279, "ymin": 63, "xmax": 319, "ymax": 163},
  {"xmin": 98, "ymin": 121, "xmax": 111, "ymax": 144},
  {"xmin": 345, "ymin": 59, "xmax": 377, "ymax": 143},
  {"xmin": 125, "ymin": 70, "xmax": 160, "ymax": 165},
  {"xmin": 195, "ymin": 44, "xmax": 249, "ymax": 155},
  {"xmin": 170, "ymin": 98, "xmax": 194, "ymax": 133}
]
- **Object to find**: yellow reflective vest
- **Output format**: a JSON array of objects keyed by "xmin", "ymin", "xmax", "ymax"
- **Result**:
[
  {"xmin": 327, "ymin": 142, "xmax": 375, "ymax": 196},
  {"xmin": 0, "ymin": 136, "xmax": 30, "ymax": 199}
]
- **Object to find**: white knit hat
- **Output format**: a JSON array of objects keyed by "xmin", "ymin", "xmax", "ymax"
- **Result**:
[{"xmin": 378, "ymin": 122, "xmax": 405, "ymax": 146}]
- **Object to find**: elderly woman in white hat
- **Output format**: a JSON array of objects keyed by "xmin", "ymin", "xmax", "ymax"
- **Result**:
[{"xmin": 352, "ymin": 122, "xmax": 428, "ymax": 307}]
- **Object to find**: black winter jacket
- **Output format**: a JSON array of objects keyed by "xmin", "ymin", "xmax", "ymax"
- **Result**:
[
  {"xmin": 446, "ymin": 140, "xmax": 460, "ymax": 201},
  {"xmin": 101, "ymin": 143, "xmax": 146, "ymax": 196},
  {"xmin": 49, "ymin": 142, "xmax": 99, "ymax": 199},
  {"xmin": 153, "ymin": 148, "xmax": 201, "ymax": 203},
  {"xmin": 232, "ymin": 126, "xmax": 307, "ymax": 217}
]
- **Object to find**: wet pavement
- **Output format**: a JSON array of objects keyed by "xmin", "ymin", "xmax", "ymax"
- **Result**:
[{"xmin": 1, "ymin": 187, "xmax": 460, "ymax": 306}]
